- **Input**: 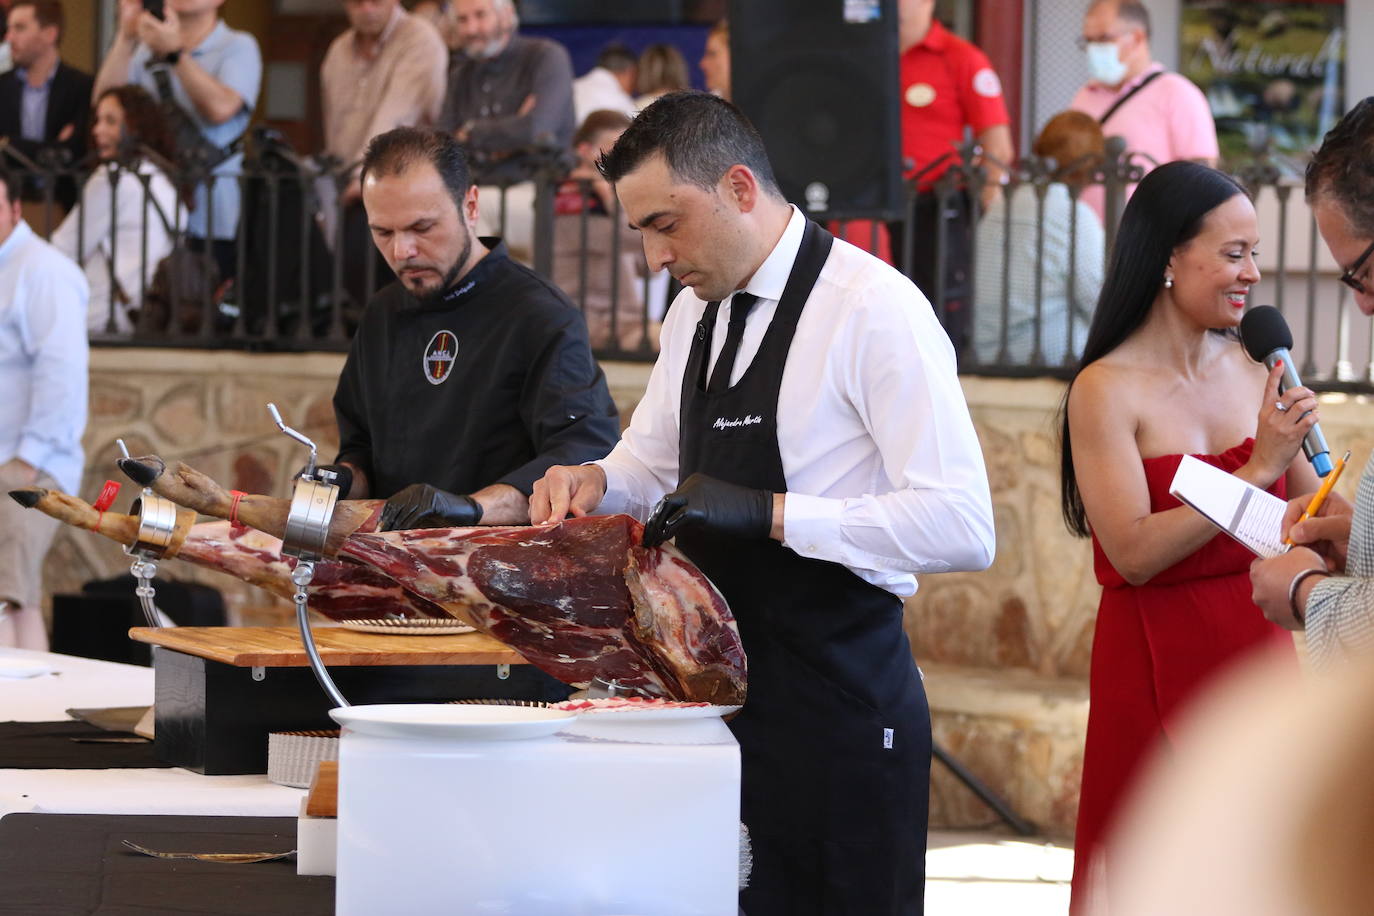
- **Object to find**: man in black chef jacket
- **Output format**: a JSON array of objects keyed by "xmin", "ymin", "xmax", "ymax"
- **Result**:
[
  {"xmin": 326, "ymin": 126, "xmax": 620, "ymax": 531},
  {"xmin": 529, "ymin": 92, "xmax": 995, "ymax": 915}
]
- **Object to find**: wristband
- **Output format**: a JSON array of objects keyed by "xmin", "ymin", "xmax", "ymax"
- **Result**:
[
  {"xmin": 160, "ymin": 49, "xmax": 182, "ymax": 65},
  {"xmin": 1288, "ymin": 567, "xmax": 1330, "ymax": 625}
]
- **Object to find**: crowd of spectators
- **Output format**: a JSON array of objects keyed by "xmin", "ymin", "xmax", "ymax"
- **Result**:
[{"xmin": 0, "ymin": 0, "xmax": 1274, "ymax": 367}]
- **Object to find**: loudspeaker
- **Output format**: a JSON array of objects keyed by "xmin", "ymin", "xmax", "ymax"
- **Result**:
[{"xmin": 728, "ymin": 0, "xmax": 902, "ymax": 220}]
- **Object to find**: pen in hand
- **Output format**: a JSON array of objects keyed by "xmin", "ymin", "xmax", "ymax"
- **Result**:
[{"xmin": 1285, "ymin": 449, "xmax": 1351, "ymax": 546}]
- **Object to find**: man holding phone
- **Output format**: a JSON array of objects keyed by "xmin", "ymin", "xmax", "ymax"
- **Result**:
[{"xmin": 93, "ymin": 0, "xmax": 261, "ymax": 282}]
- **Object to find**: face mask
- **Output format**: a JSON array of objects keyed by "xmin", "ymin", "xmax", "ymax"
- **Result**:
[{"xmin": 1085, "ymin": 42, "xmax": 1128, "ymax": 85}]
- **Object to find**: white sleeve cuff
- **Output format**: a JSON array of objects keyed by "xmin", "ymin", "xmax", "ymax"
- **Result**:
[
  {"xmin": 590, "ymin": 458, "xmax": 656, "ymax": 521},
  {"xmin": 781, "ymin": 491, "xmax": 843, "ymax": 559}
]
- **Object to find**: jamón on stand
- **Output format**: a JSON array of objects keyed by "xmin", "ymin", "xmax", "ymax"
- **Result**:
[{"xmin": 111, "ymin": 457, "xmax": 749, "ymax": 703}]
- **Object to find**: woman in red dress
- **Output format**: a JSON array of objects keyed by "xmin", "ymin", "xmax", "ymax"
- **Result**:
[{"xmin": 1060, "ymin": 161, "xmax": 1323, "ymax": 913}]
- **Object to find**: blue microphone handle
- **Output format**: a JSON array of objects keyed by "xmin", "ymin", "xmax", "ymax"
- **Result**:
[{"xmin": 1266, "ymin": 348, "xmax": 1333, "ymax": 476}]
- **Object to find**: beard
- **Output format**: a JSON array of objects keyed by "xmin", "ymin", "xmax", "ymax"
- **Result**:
[{"xmin": 405, "ymin": 232, "xmax": 473, "ymax": 306}]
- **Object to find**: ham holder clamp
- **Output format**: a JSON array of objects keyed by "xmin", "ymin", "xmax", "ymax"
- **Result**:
[
  {"xmin": 265, "ymin": 403, "xmax": 351, "ymax": 709},
  {"xmin": 117, "ymin": 437, "xmax": 192, "ymax": 629}
]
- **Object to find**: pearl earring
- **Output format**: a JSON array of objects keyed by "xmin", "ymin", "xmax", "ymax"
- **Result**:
[{"xmin": 1164, "ymin": 277, "xmax": 1174, "ymax": 289}]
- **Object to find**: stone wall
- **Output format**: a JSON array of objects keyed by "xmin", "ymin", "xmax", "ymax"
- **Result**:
[
  {"xmin": 45, "ymin": 350, "xmax": 1374, "ymax": 840},
  {"xmin": 49, "ymin": 348, "xmax": 349, "ymax": 626}
]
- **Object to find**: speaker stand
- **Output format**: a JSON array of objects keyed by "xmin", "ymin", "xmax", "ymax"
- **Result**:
[{"xmin": 933, "ymin": 741, "xmax": 1036, "ymax": 836}]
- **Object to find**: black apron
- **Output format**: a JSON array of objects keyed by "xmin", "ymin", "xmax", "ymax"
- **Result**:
[{"xmin": 675, "ymin": 220, "xmax": 930, "ymax": 916}]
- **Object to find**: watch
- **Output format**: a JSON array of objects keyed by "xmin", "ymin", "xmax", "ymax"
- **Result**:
[{"xmin": 160, "ymin": 49, "xmax": 182, "ymax": 65}]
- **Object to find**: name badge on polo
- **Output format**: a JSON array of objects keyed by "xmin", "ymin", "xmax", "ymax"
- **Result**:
[{"xmin": 423, "ymin": 330, "xmax": 458, "ymax": 385}]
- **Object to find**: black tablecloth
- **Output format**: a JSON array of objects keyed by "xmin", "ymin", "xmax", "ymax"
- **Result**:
[
  {"xmin": 0, "ymin": 721, "xmax": 172, "ymax": 769},
  {"xmin": 0, "ymin": 813, "xmax": 333, "ymax": 914}
]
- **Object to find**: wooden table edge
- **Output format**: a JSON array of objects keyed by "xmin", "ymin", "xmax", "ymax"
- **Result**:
[{"xmin": 127, "ymin": 626, "xmax": 528, "ymax": 668}]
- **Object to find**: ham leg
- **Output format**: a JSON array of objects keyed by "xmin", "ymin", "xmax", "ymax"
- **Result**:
[
  {"xmin": 8, "ymin": 488, "xmax": 453, "ymax": 621},
  {"xmin": 340, "ymin": 516, "xmax": 747, "ymax": 704},
  {"xmin": 110, "ymin": 456, "xmax": 748, "ymax": 703}
]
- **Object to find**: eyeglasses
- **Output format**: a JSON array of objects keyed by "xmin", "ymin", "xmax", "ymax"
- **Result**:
[
  {"xmin": 1339, "ymin": 238, "xmax": 1374, "ymax": 295},
  {"xmin": 1076, "ymin": 33, "xmax": 1123, "ymax": 50}
]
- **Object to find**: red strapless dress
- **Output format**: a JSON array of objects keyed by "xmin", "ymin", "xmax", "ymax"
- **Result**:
[{"xmin": 1069, "ymin": 439, "xmax": 1296, "ymax": 913}]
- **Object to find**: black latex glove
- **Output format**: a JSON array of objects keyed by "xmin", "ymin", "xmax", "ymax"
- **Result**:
[
  {"xmin": 379, "ymin": 483, "xmax": 484, "ymax": 531},
  {"xmin": 642, "ymin": 472, "xmax": 773, "ymax": 548},
  {"xmin": 294, "ymin": 462, "xmax": 353, "ymax": 497}
]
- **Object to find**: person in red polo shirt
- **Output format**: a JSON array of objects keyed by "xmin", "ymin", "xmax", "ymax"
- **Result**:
[{"xmin": 891, "ymin": 0, "xmax": 1013, "ymax": 357}]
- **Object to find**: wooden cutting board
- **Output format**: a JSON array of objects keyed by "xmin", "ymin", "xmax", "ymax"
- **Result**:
[
  {"xmin": 128, "ymin": 626, "xmax": 527, "ymax": 668},
  {"xmin": 305, "ymin": 761, "xmax": 338, "ymax": 818}
]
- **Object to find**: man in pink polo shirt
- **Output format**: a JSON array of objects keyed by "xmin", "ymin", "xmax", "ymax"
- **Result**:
[{"xmin": 1070, "ymin": 0, "xmax": 1217, "ymax": 217}]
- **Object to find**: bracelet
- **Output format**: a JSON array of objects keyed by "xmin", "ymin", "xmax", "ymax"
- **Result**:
[{"xmin": 1288, "ymin": 567, "xmax": 1331, "ymax": 625}]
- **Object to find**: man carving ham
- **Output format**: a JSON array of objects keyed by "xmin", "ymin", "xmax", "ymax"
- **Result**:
[{"xmin": 531, "ymin": 91, "xmax": 995, "ymax": 915}]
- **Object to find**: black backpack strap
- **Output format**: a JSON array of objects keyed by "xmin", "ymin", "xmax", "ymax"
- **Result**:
[
  {"xmin": 139, "ymin": 167, "xmax": 181, "ymax": 241},
  {"xmin": 1098, "ymin": 69, "xmax": 1166, "ymax": 127},
  {"xmin": 146, "ymin": 61, "xmax": 243, "ymax": 173},
  {"xmin": 147, "ymin": 62, "xmax": 178, "ymax": 106}
]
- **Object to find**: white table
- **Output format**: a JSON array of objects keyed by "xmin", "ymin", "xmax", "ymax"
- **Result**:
[{"xmin": 0, "ymin": 647, "xmax": 304, "ymax": 818}]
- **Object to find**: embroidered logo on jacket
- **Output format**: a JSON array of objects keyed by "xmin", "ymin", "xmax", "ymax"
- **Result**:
[
  {"xmin": 423, "ymin": 330, "xmax": 458, "ymax": 385},
  {"xmin": 712, "ymin": 415, "xmax": 763, "ymax": 430}
]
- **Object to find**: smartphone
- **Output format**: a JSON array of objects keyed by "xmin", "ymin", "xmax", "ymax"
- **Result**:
[{"xmin": 142, "ymin": 0, "xmax": 164, "ymax": 20}]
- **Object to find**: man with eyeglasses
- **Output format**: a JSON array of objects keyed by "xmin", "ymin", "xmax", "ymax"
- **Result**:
[
  {"xmin": 1249, "ymin": 97, "xmax": 1374, "ymax": 668},
  {"xmin": 1069, "ymin": 0, "xmax": 1217, "ymax": 219}
]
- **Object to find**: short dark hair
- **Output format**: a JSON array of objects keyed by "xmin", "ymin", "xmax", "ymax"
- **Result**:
[
  {"xmin": 575, "ymin": 109, "xmax": 632, "ymax": 148},
  {"xmin": 1094, "ymin": 0, "xmax": 1149, "ymax": 40},
  {"xmin": 1060, "ymin": 161, "xmax": 1248, "ymax": 536},
  {"xmin": 10, "ymin": 0, "xmax": 63, "ymax": 39},
  {"xmin": 0, "ymin": 164, "xmax": 16, "ymax": 205},
  {"xmin": 596, "ymin": 42, "xmax": 637, "ymax": 74},
  {"xmin": 597, "ymin": 91, "xmax": 782, "ymax": 199},
  {"xmin": 360, "ymin": 127, "xmax": 472, "ymax": 209},
  {"xmin": 1306, "ymin": 96, "xmax": 1374, "ymax": 239}
]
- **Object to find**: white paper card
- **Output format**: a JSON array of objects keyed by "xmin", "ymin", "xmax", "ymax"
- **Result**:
[{"xmin": 1169, "ymin": 455, "xmax": 1290, "ymax": 559}]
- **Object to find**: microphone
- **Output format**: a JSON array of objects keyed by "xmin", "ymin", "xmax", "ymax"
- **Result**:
[{"xmin": 1239, "ymin": 305, "xmax": 1333, "ymax": 477}]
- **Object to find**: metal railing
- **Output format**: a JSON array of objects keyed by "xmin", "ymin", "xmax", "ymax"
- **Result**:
[{"xmin": 7, "ymin": 133, "xmax": 1363, "ymax": 386}]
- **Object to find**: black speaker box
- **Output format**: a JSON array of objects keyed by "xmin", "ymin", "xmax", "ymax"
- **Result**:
[
  {"xmin": 51, "ymin": 576, "xmax": 226, "ymax": 666},
  {"xmin": 728, "ymin": 0, "xmax": 903, "ymax": 219}
]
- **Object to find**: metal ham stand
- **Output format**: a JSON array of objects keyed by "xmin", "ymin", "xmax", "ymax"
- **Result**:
[
  {"xmin": 116, "ymin": 439, "xmax": 179, "ymax": 629},
  {"xmin": 266, "ymin": 403, "xmax": 350, "ymax": 709}
]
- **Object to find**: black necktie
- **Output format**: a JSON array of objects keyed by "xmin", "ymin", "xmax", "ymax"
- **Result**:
[{"xmin": 707, "ymin": 292, "xmax": 759, "ymax": 394}]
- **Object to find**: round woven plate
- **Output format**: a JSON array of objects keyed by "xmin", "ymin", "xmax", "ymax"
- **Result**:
[{"xmin": 337, "ymin": 618, "xmax": 475, "ymax": 636}]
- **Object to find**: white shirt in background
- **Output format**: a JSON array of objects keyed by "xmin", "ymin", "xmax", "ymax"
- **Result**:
[
  {"xmin": 572, "ymin": 66, "xmax": 636, "ymax": 124},
  {"xmin": 0, "ymin": 220, "xmax": 89, "ymax": 493},
  {"xmin": 51, "ymin": 159, "xmax": 182, "ymax": 336}
]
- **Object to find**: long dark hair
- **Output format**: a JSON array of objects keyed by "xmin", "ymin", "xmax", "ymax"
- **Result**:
[
  {"xmin": 1059, "ymin": 161, "xmax": 1249, "ymax": 536},
  {"xmin": 96, "ymin": 85, "xmax": 176, "ymax": 165}
]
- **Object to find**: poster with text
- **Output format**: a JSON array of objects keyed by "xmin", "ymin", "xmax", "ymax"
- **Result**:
[{"xmin": 1181, "ymin": 0, "xmax": 1345, "ymax": 175}]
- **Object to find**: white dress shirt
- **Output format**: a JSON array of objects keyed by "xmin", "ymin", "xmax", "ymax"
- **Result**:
[
  {"xmin": 596, "ymin": 206, "xmax": 995, "ymax": 597},
  {"xmin": 51, "ymin": 159, "xmax": 182, "ymax": 335},
  {"xmin": 571, "ymin": 66, "xmax": 637, "ymax": 125},
  {"xmin": 0, "ymin": 220, "xmax": 89, "ymax": 493}
]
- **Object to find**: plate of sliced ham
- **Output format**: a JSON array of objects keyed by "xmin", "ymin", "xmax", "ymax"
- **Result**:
[{"xmin": 551, "ymin": 697, "xmax": 743, "ymax": 721}]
